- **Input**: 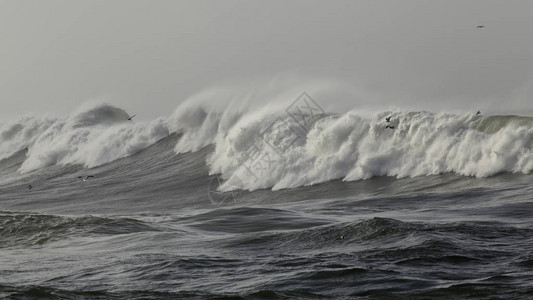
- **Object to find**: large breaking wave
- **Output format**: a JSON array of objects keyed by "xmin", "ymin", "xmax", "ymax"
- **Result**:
[
  {"xmin": 172, "ymin": 98, "xmax": 532, "ymax": 191},
  {"xmin": 1, "ymin": 86, "xmax": 532, "ymax": 190}
]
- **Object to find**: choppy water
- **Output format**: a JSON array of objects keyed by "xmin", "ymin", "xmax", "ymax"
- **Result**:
[{"xmin": 1, "ymin": 100, "xmax": 532, "ymax": 299}]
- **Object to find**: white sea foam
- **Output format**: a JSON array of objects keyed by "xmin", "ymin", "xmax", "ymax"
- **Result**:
[
  {"xmin": 3, "ymin": 103, "xmax": 170, "ymax": 173},
  {"xmin": 0, "ymin": 115, "xmax": 56, "ymax": 161}
]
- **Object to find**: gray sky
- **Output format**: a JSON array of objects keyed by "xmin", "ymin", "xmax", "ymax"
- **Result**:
[{"xmin": 1, "ymin": 0, "xmax": 532, "ymax": 120}]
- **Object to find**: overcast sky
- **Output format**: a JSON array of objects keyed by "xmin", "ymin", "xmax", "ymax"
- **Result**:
[{"xmin": 1, "ymin": 0, "xmax": 532, "ymax": 120}]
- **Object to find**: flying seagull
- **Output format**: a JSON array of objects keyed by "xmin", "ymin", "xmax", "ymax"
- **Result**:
[
  {"xmin": 476, "ymin": 25, "xmax": 485, "ymax": 29},
  {"xmin": 28, "ymin": 184, "xmax": 32, "ymax": 190},
  {"xmin": 127, "ymin": 115, "xmax": 136, "ymax": 121},
  {"xmin": 78, "ymin": 176, "xmax": 95, "ymax": 181},
  {"xmin": 386, "ymin": 125, "xmax": 395, "ymax": 129},
  {"xmin": 385, "ymin": 116, "xmax": 392, "ymax": 123}
]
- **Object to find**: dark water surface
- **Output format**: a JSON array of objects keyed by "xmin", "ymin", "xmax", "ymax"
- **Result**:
[{"xmin": 1, "ymin": 135, "xmax": 532, "ymax": 299}]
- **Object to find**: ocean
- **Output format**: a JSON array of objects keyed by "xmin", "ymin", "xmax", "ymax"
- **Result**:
[{"xmin": 0, "ymin": 97, "xmax": 532, "ymax": 299}]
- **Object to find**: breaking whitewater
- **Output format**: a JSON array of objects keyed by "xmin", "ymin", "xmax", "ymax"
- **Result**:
[
  {"xmin": 1, "ymin": 90, "xmax": 532, "ymax": 299},
  {"xmin": 1, "ymin": 94, "xmax": 531, "ymax": 189}
]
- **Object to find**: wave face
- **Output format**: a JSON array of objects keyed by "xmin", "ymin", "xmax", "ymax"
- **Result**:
[
  {"xmin": 170, "ymin": 95, "xmax": 532, "ymax": 190},
  {"xmin": 0, "ymin": 212, "xmax": 156, "ymax": 248}
]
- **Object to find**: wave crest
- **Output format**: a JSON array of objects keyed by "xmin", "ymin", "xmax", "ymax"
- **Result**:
[{"xmin": 67, "ymin": 103, "xmax": 130, "ymax": 128}]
